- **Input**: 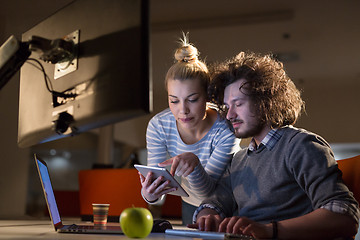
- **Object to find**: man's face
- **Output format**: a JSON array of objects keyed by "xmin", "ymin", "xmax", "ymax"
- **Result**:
[{"xmin": 223, "ymin": 79, "xmax": 263, "ymax": 139}]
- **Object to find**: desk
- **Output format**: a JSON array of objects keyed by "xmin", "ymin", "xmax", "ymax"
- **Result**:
[
  {"xmin": 2, "ymin": 219, "xmax": 359, "ymax": 240},
  {"xmin": 0, "ymin": 219, "xmax": 190, "ymax": 240}
]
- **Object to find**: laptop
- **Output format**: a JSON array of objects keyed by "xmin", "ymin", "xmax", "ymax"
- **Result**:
[
  {"xmin": 34, "ymin": 154, "xmax": 123, "ymax": 234},
  {"xmin": 165, "ymin": 229, "xmax": 255, "ymax": 240}
]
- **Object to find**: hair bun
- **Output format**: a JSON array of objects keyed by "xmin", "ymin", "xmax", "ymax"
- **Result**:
[{"xmin": 174, "ymin": 44, "xmax": 198, "ymax": 63}]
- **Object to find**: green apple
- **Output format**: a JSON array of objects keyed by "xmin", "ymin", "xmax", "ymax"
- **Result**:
[{"xmin": 120, "ymin": 207, "xmax": 153, "ymax": 238}]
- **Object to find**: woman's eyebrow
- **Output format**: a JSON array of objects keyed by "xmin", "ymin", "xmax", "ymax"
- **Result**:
[
  {"xmin": 168, "ymin": 92, "xmax": 199, "ymax": 98},
  {"xmin": 187, "ymin": 93, "xmax": 199, "ymax": 98}
]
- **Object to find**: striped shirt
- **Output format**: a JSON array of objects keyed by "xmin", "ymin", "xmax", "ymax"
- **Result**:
[{"xmin": 146, "ymin": 108, "xmax": 240, "ymax": 206}]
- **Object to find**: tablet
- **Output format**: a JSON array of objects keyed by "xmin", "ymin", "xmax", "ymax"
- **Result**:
[{"xmin": 134, "ymin": 164, "xmax": 189, "ymax": 197}]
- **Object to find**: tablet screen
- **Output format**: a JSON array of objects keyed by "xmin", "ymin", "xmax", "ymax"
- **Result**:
[{"xmin": 134, "ymin": 164, "xmax": 189, "ymax": 197}]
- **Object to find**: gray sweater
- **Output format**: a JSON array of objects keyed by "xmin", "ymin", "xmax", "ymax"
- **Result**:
[{"xmin": 202, "ymin": 126, "xmax": 359, "ymax": 223}]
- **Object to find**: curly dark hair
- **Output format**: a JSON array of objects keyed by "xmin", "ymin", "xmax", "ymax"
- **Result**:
[{"xmin": 208, "ymin": 51, "xmax": 305, "ymax": 128}]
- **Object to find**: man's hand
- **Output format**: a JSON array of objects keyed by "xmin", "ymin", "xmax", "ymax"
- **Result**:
[
  {"xmin": 188, "ymin": 214, "xmax": 223, "ymax": 232},
  {"xmin": 158, "ymin": 152, "xmax": 200, "ymax": 177},
  {"xmin": 219, "ymin": 216, "xmax": 272, "ymax": 239},
  {"xmin": 188, "ymin": 210, "xmax": 272, "ymax": 239},
  {"xmin": 187, "ymin": 208, "xmax": 222, "ymax": 232}
]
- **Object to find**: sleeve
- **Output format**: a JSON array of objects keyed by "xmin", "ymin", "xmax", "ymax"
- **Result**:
[
  {"xmin": 146, "ymin": 116, "xmax": 168, "ymax": 166},
  {"xmin": 193, "ymin": 166, "xmax": 238, "ymax": 221},
  {"xmin": 287, "ymin": 132, "xmax": 360, "ymax": 223},
  {"xmin": 187, "ymin": 122, "xmax": 240, "ymax": 198},
  {"xmin": 142, "ymin": 115, "xmax": 169, "ymax": 205}
]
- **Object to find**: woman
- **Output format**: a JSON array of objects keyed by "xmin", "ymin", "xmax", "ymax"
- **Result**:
[{"xmin": 139, "ymin": 35, "xmax": 239, "ymax": 225}]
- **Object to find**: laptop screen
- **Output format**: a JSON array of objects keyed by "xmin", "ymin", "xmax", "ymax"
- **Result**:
[{"xmin": 35, "ymin": 156, "xmax": 62, "ymax": 227}]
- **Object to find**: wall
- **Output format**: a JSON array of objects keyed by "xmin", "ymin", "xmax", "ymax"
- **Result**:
[{"xmin": 114, "ymin": 0, "xmax": 360, "ymax": 146}]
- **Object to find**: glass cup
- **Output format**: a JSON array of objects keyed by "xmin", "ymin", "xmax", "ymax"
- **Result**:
[{"xmin": 92, "ymin": 203, "xmax": 110, "ymax": 226}]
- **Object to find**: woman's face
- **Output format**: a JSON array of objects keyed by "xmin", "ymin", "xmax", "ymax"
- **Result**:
[{"xmin": 167, "ymin": 78, "xmax": 207, "ymax": 130}]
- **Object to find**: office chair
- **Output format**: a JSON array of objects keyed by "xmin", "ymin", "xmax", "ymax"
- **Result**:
[
  {"xmin": 337, "ymin": 155, "xmax": 360, "ymax": 240},
  {"xmin": 78, "ymin": 168, "xmax": 148, "ymax": 221},
  {"xmin": 337, "ymin": 155, "xmax": 360, "ymax": 204}
]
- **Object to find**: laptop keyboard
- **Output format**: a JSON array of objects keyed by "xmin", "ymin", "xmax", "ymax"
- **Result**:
[
  {"xmin": 225, "ymin": 232, "xmax": 255, "ymax": 239},
  {"xmin": 68, "ymin": 224, "xmax": 94, "ymax": 230},
  {"xmin": 165, "ymin": 228, "xmax": 255, "ymax": 239}
]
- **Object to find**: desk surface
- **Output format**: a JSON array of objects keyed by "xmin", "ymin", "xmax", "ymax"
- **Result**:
[
  {"xmin": 3, "ymin": 219, "xmax": 359, "ymax": 240},
  {"xmin": 0, "ymin": 219, "xmax": 193, "ymax": 240}
]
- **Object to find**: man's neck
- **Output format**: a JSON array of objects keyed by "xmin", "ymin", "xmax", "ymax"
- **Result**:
[{"xmin": 253, "ymin": 124, "xmax": 272, "ymax": 146}]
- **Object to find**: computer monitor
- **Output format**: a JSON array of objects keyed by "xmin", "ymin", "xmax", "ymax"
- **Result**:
[{"xmin": 18, "ymin": 0, "xmax": 151, "ymax": 148}]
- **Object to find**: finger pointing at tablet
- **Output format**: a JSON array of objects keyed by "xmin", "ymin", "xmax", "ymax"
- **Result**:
[{"xmin": 158, "ymin": 152, "xmax": 200, "ymax": 177}]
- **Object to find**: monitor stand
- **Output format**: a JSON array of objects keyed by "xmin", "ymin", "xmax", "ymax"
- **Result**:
[{"xmin": 93, "ymin": 125, "xmax": 114, "ymax": 169}]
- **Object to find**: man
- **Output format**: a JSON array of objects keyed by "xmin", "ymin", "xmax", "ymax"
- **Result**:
[{"xmin": 188, "ymin": 52, "xmax": 360, "ymax": 239}]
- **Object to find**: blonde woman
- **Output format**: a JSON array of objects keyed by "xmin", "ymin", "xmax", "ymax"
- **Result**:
[{"xmin": 138, "ymin": 34, "xmax": 240, "ymax": 224}]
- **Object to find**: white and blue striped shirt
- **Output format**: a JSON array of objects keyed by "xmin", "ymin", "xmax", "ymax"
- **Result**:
[{"xmin": 146, "ymin": 108, "xmax": 240, "ymax": 206}]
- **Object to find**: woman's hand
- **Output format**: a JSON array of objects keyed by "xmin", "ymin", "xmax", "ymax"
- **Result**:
[
  {"xmin": 158, "ymin": 152, "xmax": 200, "ymax": 177},
  {"xmin": 138, "ymin": 171, "xmax": 177, "ymax": 202}
]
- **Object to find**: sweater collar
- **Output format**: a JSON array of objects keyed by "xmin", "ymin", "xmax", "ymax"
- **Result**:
[{"xmin": 248, "ymin": 126, "xmax": 287, "ymax": 152}]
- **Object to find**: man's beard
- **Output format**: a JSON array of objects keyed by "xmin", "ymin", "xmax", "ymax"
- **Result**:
[{"xmin": 233, "ymin": 119, "xmax": 264, "ymax": 139}]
